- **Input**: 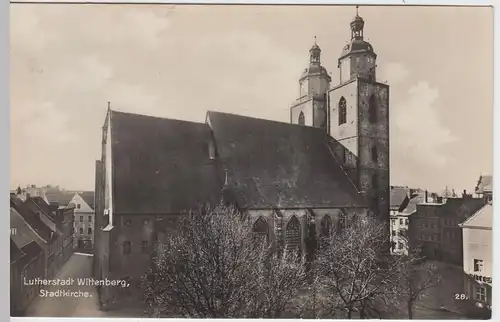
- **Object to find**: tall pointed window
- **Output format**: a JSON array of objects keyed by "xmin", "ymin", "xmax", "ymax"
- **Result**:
[
  {"xmin": 298, "ymin": 111, "xmax": 305, "ymax": 126},
  {"xmin": 338, "ymin": 97, "xmax": 347, "ymax": 125},
  {"xmin": 252, "ymin": 217, "xmax": 269, "ymax": 245},
  {"xmin": 338, "ymin": 213, "xmax": 346, "ymax": 232},
  {"xmin": 371, "ymin": 145, "xmax": 378, "ymax": 162},
  {"xmin": 320, "ymin": 215, "xmax": 333, "ymax": 238},
  {"xmin": 286, "ymin": 216, "xmax": 301, "ymax": 257},
  {"xmin": 369, "ymin": 95, "xmax": 377, "ymax": 123}
]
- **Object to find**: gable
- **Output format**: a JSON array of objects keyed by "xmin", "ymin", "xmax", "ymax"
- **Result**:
[
  {"xmin": 10, "ymin": 207, "xmax": 48, "ymax": 246},
  {"xmin": 206, "ymin": 111, "xmax": 366, "ymax": 209},
  {"xmin": 71, "ymin": 193, "xmax": 94, "ymax": 213},
  {"xmin": 461, "ymin": 204, "xmax": 492, "ymax": 229}
]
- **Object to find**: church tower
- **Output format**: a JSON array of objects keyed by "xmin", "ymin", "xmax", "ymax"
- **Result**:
[
  {"xmin": 328, "ymin": 7, "xmax": 390, "ymax": 221},
  {"xmin": 290, "ymin": 38, "xmax": 331, "ymax": 130}
]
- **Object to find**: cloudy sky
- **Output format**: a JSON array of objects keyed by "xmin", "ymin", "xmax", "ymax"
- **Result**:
[{"xmin": 10, "ymin": 4, "xmax": 493, "ymax": 193}]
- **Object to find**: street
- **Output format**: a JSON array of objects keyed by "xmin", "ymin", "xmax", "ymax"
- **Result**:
[{"xmin": 25, "ymin": 253, "xmax": 104, "ymax": 317}]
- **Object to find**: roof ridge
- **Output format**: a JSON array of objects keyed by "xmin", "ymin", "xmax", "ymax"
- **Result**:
[
  {"xmin": 112, "ymin": 109, "xmax": 206, "ymax": 125},
  {"xmin": 324, "ymin": 139, "xmax": 363, "ymax": 195},
  {"xmin": 460, "ymin": 203, "xmax": 491, "ymax": 226},
  {"xmin": 207, "ymin": 110, "xmax": 327, "ymax": 131}
]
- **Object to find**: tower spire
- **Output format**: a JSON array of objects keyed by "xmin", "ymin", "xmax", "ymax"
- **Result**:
[
  {"xmin": 309, "ymin": 37, "xmax": 321, "ymax": 64},
  {"xmin": 350, "ymin": 6, "xmax": 365, "ymax": 40}
]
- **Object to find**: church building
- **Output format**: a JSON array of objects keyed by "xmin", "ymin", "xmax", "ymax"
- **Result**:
[{"xmin": 94, "ymin": 8, "xmax": 390, "ymax": 309}]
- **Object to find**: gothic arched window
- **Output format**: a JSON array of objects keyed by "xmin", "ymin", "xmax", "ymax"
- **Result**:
[
  {"xmin": 252, "ymin": 216, "xmax": 269, "ymax": 244},
  {"xmin": 298, "ymin": 111, "xmax": 305, "ymax": 126},
  {"xmin": 369, "ymin": 95, "xmax": 377, "ymax": 123},
  {"xmin": 338, "ymin": 213, "xmax": 346, "ymax": 232},
  {"xmin": 286, "ymin": 216, "xmax": 301, "ymax": 256},
  {"xmin": 338, "ymin": 97, "xmax": 347, "ymax": 125},
  {"xmin": 371, "ymin": 145, "xmax": 378, "ymax": 162},
  {"xmin": 320, "ymin": 215, "xmax": 333, "ymax": 238}
]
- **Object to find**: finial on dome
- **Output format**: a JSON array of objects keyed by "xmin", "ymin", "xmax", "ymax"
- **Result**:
[
  {"xmin": 356, "ymin": 5, "xmax": 359, "ymax": 15},
  {"xmin": 314, "ymin": 35, "xmax": 317, "ymax": 44}
]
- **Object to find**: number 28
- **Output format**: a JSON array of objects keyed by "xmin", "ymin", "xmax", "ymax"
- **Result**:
[{"xmin": 455, "ymin": 294, "xmax": 467, "ymax": 300}]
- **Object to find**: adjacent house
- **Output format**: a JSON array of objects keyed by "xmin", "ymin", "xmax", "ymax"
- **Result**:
[
  {"xmin": 10, "ymin": 238, "xmax": 44, "ymax": 316},
  {"xmin": 70, "ymin": 191, "xmax": 95, "ymax": 250},
  {"xmin": 459, "ymin": 202, "xmax": 492, "ymax": 309}
]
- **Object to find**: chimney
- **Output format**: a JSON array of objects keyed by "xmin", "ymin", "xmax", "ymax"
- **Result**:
[{"xmin": 425, "ymin": 190, "xmax": 428, "ymax": 203}]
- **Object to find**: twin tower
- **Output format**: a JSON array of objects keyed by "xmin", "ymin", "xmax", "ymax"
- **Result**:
[{"xmin": 290, "ymin": 8, "xmax": 390, "ymax": 218}]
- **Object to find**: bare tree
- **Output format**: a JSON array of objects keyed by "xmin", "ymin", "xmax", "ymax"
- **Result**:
[
  {"xmin": 142, "ymin": 202, "xmax": 308, "ymax": 318},
  {"xmin": 316, "ymin": 213, "xmax": 404, "ymax": 319},
  {"xmin": 395, "ymin": 234, "xmax": 442, "ymax": 319}
]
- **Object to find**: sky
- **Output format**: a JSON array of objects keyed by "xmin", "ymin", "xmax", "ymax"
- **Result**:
[{"xmin": 10, "ymin": 4, "xmax": 493, "ymax": 193}]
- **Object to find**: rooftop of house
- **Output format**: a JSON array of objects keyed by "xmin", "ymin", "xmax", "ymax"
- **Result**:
[
  {"xmin": 45, "ymin": 191, "xmax": 75, "ymax": 206},
  {"xmin": 10, "ymin": 238, "xmax": 24, "ymax": 264},
  {"xmin": 460, "ymin": 203, "xmax": 492, "ymax": 229},
  {"xmin": 79, "ymin": 191, "xmax": 95, "ymax": 210},
  {"xmin": 29, "ymin": 196, "xmax": 56, "ymax": 220},
  {"xmin": 18, "ymin": 240, "xmax": 43, "ymax": 268},
  {"xmin": 107, "ymin": 109, "xmax": 367, "ymax": 213},
  {"xmin": 390, "ymin": 186, "xmax": 410, "ymax": 209},
  {"xmin": 10, "ymin": 195, "xmax": 57, "ymax": 243}
]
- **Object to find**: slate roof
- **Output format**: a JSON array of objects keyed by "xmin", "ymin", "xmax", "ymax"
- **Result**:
[
  {"xmin": 390, "ymin": 186, "xmax": 409, "ymax": 209},
  {"xmin": 475, "ymin": 175, "xmax": 492, "ymax": 194},
  {"xmin": 206, "ymin": 111, "xmax": 365, "ymax": 209},
  {"xmin": 401, "ymin": 194, "xmax": 426, "ymax": 215},
  {"xmin": 45, "ymin": 192, "xmax": 74, "ymax": 206},
  {"xmin": 10, "ymin": 238, "xmax": 24, "ymax": 264},
  {"xmin": 460, "ymin": 203, "xmax": 492, "ymax": 229},
  {"xmin": 10, "ymin": 196, "xmax": 56, "ymax": 243},
  {"xmin": 110, "ymin": 110, "xmax": 223, "ymax": 214},
  {"xmin": 18, "ymin": 241, "xmax": 43, "ymax": 268},
  {"xmin": 29, "ymin": 197, "xmax": 55, "ymax": 219},
  {"xmin": 79, "ymin": 191, "xmax": 95, "ymax": 210}
]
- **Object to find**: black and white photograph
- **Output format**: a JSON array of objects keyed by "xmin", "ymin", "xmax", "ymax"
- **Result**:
[{"xmin": 9, "ymin": 2, "xmax": 493, "ymax": 319}]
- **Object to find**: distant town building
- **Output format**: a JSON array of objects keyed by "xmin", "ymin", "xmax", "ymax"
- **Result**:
[
  {"xmin": 10, "ymin": 195, "xmax": 73, "ymax": 279},
  {"xmin": 389, "ymin": 186, "xmax": 438, "ymax": 255},
  {"xmin": 460, "ymin": 202, "xmax": 492, "ymax": 309},
  {"xmin": 70, "ymin": 192, "xmax": 95, "ymax": 250},
  {"xmin": 408, "ymin": 191, "xmax": 486, "ymax": 265}
]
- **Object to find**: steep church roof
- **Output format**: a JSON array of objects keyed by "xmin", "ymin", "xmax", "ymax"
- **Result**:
[
  {"xmin": 206, "ymin": 111, "xmax": 366, "ymax": 209},
  {"xmin": 110, "ymin": 110, "xmax": 224, "ymax": 214}
]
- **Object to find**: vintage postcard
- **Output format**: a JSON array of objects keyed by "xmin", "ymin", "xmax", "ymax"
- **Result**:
[{"xmin": 10, "ymin": 2, "xmax": 493, "ymax": 319}]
